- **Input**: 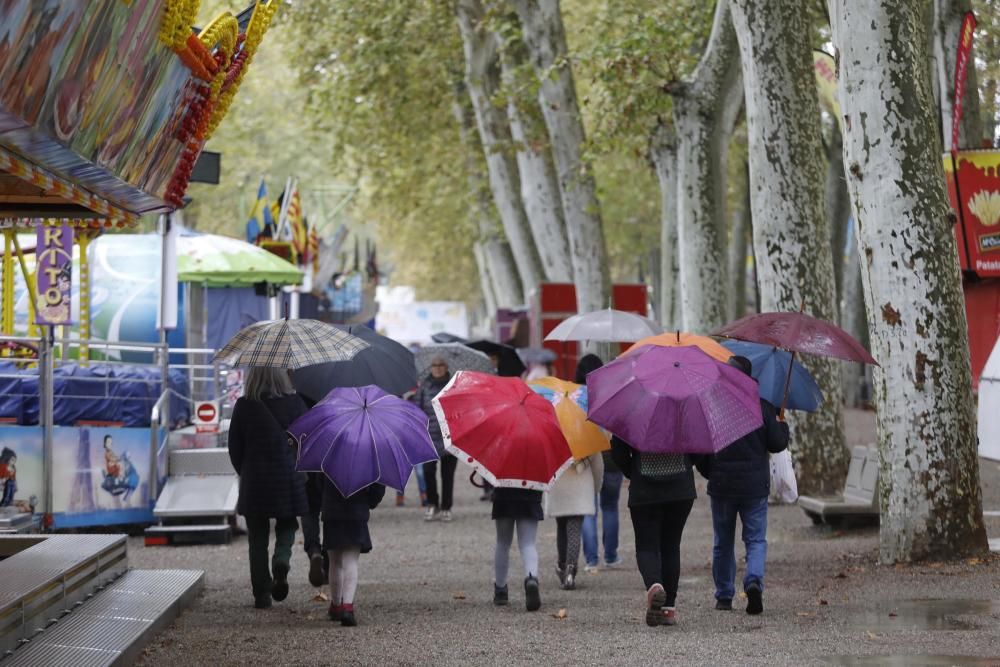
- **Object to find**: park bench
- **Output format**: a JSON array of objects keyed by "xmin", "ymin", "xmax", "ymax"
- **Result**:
[{"xmin": 798, "ymin": 445, "xmax": 880, "ymax": 527}]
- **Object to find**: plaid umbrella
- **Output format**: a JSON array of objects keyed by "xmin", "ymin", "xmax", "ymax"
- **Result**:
[
  {"xmin": 214, "ymin": 318, "xmax": 369, "ymax": 369},
  {"xmin": 414, "ymin": 343, "xmax": 495, "ymax": 379}
]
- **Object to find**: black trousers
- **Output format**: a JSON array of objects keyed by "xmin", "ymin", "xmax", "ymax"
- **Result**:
[
  {"xmin": 302, "ymin": 473, "xmax": 326, "ymax": 564},
  {"xmin": 424, "ymin": 454, "xmax": 458, "ymax": 510},
  {"xmin": 629, "ymin": 499, "xmax": 694, "ymax": 607}
]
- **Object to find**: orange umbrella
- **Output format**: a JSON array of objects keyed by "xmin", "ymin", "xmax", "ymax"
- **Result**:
[
  {"xmin": 623, "ymin": 331, "xmax": 733, "ymax": 363},
  {"xmin": 528, "ymin": 376, "xmax": 610, "ymax": 461}
]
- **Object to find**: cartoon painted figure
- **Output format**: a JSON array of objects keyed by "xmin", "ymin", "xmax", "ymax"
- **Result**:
[
  {"xmin": 0, "ymin": 447, "xmax": 17, "ymax": 507},
  {"xmin": 100, "ymin": 435, "xmax": 139, "ymax": 501}
]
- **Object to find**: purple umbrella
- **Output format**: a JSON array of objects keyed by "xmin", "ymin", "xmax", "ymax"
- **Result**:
[
  {"xmin": 586, "ymin": 345, "xmax": 763, "ymax": 455},
  {"xmin": 287, "ymin": 385, "xmax": 439, "ymax": 497}
]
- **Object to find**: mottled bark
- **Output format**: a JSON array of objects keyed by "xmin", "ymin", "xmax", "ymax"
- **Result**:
[
  {"xmin": 457, "ymin": 0, "xmax": 543, "ymax": 301},
  {"xmin": 500, "ymin": 40, "xmax": 573, "ymax": 283},
  {"xmin": 650, "ymin": 123, "xmax": 680, "ymax": 329},
  {"xmin": 731, "ymin": 0, "xmax": 848, "ymax": 495},
  {"xmin": 671, "ymin": 0, "xmax": 740, "ymax": 333},
  {"xmin": 511, "ymin": 0, "xmax": 609, "ymax": 313},
  {"xmin": 473, "ymin": 242, "xmax": 498, "ymax": 316},
  {"xmin": 825, "ymin": 121, "xmax": 850, "ymax": 308},
  {"xmin": 934, "ymin": 0, "xmax": 986, "ymax": 150},
  {"xmin": 452, "ymin": 81, "xmax": 524, "ymax": 307},
  {"xmin": 841, "ymin": 246, "xmax": 867, "ymax": 407},
  {"xmin": 729, "ymin": 163, "xmax": 750, "ymax": 321},
  {"xmin": 829, "ymin": 0, "xmax": 987, "ymax": 562}
]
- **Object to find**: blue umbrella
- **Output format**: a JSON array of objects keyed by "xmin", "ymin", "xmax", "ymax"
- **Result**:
[{"xmin": 720, "ymin": 340, "xmax": 824, "ymax": 412}]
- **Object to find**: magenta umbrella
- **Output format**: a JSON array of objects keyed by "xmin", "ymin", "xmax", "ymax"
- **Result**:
[
  {"xmin": 287, "ymin": 385, "xmax": 439, "ymax": 497},
  {"xmin": 711, "ymin": 311, "xmax": 878, "ymax": 416},
  {"xmin": 711, "ymin": 312, "xmax": 877, "ymax": 365},
  {"xmin": 586, "ymin": 345, "xmax": 763, "ymax": 455}
]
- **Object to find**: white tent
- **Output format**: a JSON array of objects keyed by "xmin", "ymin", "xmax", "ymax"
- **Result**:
[{"xmin": 979, "ymin": 335, "xmax": 1000, "ymax": 462}]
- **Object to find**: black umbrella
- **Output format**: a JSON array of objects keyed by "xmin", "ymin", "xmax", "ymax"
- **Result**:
[
  {"xmin": 292, "ymin": 325, "xmax": 416, "ymax": 400},
  {"xmin": 465, "ymin": 340, "xmax": 527, "ymax": 377},
  {"xmin": 431, "ymin": 332, "xmax": 468, "ymax": 344}
]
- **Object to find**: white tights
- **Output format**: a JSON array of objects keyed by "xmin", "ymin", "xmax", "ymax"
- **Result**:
[
  {"xmin": 494, "ymin": 518, "xmax": 539, "ymax": 588},
  {"xmin": 328, "ymin": 547, "xmax": 361, "ymax": 605}
]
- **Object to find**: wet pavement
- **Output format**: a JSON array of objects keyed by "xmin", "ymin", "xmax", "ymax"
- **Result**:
[
  {"xmin": 844, "ymin": 599, "xmax": 1000, "ymax": 632},
  {"xmin": 824, "ymin": 656, "xmax": 1000, "ymax": 666}
]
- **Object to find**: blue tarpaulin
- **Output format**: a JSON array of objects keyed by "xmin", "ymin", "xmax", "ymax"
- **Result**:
[{"xmin": 0, "ymin": 362, "xmax": 190, "ymax": 427}]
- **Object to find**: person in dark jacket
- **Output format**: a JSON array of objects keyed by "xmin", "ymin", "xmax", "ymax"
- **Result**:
[
  {"xmin": 610, "ymin": 434, "xmax": 697, "ymax": 627},
  {"xmin": 323, "ymin": 479, "xmax": 386, "ymax": 626},
  {"xmin": 703, "ymin": 355, "xmax": 789, "ymax": 615},
  {"xmin": 491, "ymin": 486, "xmax": 543, "ymax": 612},
  {"xmin": 577, "ymin": 354, "xmax": 625, "ymax": 571},
  {"xmin": 228, "ymin": 366, "xmax": 309, "ymax": 610},
  {"xmin": 417, "ymin": 358, "xmax": 456, "ymax": 522}
]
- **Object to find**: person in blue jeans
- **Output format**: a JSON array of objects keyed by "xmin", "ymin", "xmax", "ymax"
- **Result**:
[
  {"xmin": 700, "ymin": 355, "xmax": 789, "ymax": 615},
  {"xmin": 573, "ymin": 354, "xmax": 625, "ymax": 571}
]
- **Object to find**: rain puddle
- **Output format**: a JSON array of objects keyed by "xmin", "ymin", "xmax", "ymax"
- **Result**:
[
  {"xmin": 824, "ymin": 656, "xmax": 1000, "ymax": 666},
  {"xmin": 846, "ymin": 599, "xmax": 1000, "ymax": 632}
]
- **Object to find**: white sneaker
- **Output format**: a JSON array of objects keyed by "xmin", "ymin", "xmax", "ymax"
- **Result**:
[
  {"xmin": 583, "ymin": 564, "xmax": 599, "ymax": 574},
  {"xmin": 604, "ymin": 557, "xmax": 623, "ymax": 568},
  {"xmin": 424, "ymin": 507, "xmax": 439, "ymax": 521},
  {"xmin": 440, "ymin": 510, "xmax": 453, "ymax": 522}
]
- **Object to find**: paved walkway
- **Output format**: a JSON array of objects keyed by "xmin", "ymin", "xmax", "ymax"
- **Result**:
[{"xmin": 133, "ymin": 412, "xmax": 1000, "ymax": 666}]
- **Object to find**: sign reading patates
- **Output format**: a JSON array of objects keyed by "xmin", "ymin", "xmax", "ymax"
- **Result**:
[{"xmin": 194, "ymin": 401, "xmax": 220, "ymax": 433}]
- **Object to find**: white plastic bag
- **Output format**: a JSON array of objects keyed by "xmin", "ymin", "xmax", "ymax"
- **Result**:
[{"xmin": 769, "ymin": 450, "xmax": 798, "ymax": 504}]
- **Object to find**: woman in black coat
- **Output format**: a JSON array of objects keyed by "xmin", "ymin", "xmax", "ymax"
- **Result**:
[
  {"xmin": 610, "ymin": 435, "xmax": 697, "ymax": 628},
  {"xmin": 228, "ymin": 366, "xmax": 309, "ymax": 609},
  {"xmin": 416, "ymin": 357, "xmax": 456, "ymax": 521}
]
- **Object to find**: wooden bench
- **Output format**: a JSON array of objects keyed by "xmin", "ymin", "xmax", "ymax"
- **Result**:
[{"xmin": 798, "ymin": 445, "xmax": 880, "ymax": 527}]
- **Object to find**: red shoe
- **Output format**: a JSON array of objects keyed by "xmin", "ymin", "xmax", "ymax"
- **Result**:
[
  {"xmin": 341, "ymin": 603, "xmax": 357, "ymax": 627},
  {"xmin": 395, "ymin": 494, "xmax": 405, "ymax": 507},
  {"xmin": 328, "ymin": 603, "xmax": 343, "ymax": 621},
  {"xmin": 645, "ymin": 584, "xmax": 666, "ymax": 627},
  {"xmin": 662, "ymin": 607, "xmax": 678, "ymax": 626}
]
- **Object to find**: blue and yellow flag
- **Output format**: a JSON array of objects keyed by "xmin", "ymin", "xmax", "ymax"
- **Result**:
[{"xmin": 246, "ymin": 179, "xmax": 275, "ymax": 243}]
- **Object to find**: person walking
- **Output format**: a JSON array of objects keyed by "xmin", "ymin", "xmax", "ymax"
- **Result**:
[
  {"xmin": 547, "ymin": 452, "xmax": 603, "ymax": 590},
  {"xmin": 702, "ymin": 355, "xmax": 789, "ymax": 615},
  {"xmin": 228, "ymin": 366, "xmax": 309, "ymax": 610},
  {"xmin": 610, "ymin": 434, "xmax": 697, "ymax": 627},
  {"xmin": 491, "ymin": 486, "xmax": 543, "ymax": 611},
  {"xmin": 416, "ymin": 357, "xmax": 457, "ymax": 522},
  {"xmin": 323, "ymin": 480, "xmax": 387, "ymax": 626},
  {"xmin": 576, "ymin": 354, "xmax": 625, "ymax": 572}
]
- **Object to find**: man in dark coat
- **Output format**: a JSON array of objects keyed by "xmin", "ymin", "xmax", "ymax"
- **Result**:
[{"xmin": 701, "ymin": 355, "xmax": 789, "ymax": 615}]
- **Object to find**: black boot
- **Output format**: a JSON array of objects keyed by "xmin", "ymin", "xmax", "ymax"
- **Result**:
[
  {"xmin": 271, "ymin": 565, "xmax": 289, "ymax": 602},
  {"xmin": 554, "ymin": 564, "xmax": 566, "ymax": 587},
  {"xmin": 745, "ymin": 582, "xmax": 763, "ymax": 615},
  {"xmin": 493, "ymin": 583, "xmax": 509, "ymax": 606},
  {"xmin": 308, "ymin": 553, "xmax": 326, "ymax": 588},
  {"xmin": 524, "ymin": 575, "xmax": 541, "ymax": 612},
  {"xmin": 562, "ymin": 564, "xmax": 577, "ymax": 591}
]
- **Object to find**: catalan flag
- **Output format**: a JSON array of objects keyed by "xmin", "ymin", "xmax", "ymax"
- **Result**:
[{"xmin": 245, "ymin": 179, "xmax": 275, "ymax": 243}]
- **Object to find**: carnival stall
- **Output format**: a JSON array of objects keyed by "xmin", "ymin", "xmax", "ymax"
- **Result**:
[{"xmin": 0, "ymin": 0, "xmax": 279, "ymax": 531}]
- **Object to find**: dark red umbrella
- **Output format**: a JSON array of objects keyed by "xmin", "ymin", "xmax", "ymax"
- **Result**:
[
  {"xmin": 711, "ymin": 312, "xmax": 877, "ymax": 365},
  {"xmin": 711, "ymin": 311, "xmax": 877, "ymax": 417}
]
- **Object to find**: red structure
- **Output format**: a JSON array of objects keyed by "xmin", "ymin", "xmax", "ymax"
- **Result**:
[
  {"xmin": 528, "ymin": 283, "xmax": 650, "ymax": 379},
  {"xmin": 944, "ymin": 148, "xmax": 1000, "ymax": 389}
]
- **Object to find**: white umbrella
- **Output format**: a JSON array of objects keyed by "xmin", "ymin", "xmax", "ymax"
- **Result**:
[{"xmin": 544, "ymin": 308, "xmax": 663, "ymax": 343}]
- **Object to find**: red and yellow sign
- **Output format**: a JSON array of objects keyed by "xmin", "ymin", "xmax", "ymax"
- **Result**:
[{"xmin": 944, "ymin": 149, "xmax": 1000, "ymax": 277}]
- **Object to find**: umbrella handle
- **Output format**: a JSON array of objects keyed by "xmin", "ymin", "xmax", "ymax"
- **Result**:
[
  {"xmin": 469, "ymin": 470, "xmax": 487, "ymax": 489},
  {"xmin": 778, "ymin": 350, "xmax": 795, "ymax": 421}
]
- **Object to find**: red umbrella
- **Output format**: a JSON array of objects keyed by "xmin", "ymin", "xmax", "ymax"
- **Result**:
[
  {"xmin": 711, "ymin": 311, "xmax": 878, "ymax": 416},
  {"xmin": 432, "ymin": 371, "xmax": 573, "ymax": 491}
]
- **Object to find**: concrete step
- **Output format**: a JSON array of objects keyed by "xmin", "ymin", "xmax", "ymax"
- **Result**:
[
  {"xmin": 4, "ymin": 569, "xmax": 203, "ymax": 667},
  {"xmin": 144, "ymin": 523, "xmax": 231, "ymax": 546}
]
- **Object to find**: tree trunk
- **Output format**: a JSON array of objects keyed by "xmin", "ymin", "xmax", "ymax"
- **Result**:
[
  {"xmin": 728, "ymin": 163, "xmax": 750, "ymax": 321},
  {"xmin": 670, "ymin": 0, "xmax": 740, "ymax": 332},
  {"xmin": 473, "ymin": 242, "xmax": 498, "ymax": 316},
  {"xmin": 451, "ymin": 81, "xmax": 524, "ymax": 308},
  {"xmin": 500, "ymin": 41, "xmax": 573, "ymax": 283},
  {"xmin": 825, "ymin": 121, "xmax": 851, "ymax": 308},
  {"xmin": 510, "ymin": 0, "xmax": 609, "ymax": 313},
  {"xmin": 841, "ymin": 246, "xmax": 867, "ymax": 407},
  {"xmin": 456, "ymin": 0, "xmax": 543, "ymax": 302},
  {"xmin": 829, "ymin": 0, "xmax": 988, "ymax": 562},
  {"xmin": 934, "ymin": 0, "xmax": 986, "ymax": 151},
  {"xmin": 650, "ymin": 123, "xmax": 680, "ymax": 329},
  {"xmin": 730, "ymin": 0, "xmax": 848, "ymax": 495}
]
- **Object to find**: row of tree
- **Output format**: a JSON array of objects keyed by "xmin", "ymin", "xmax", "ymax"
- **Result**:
[{"xmin": 275, "ymin": 1, "xmax": 997, "ymax": 562}]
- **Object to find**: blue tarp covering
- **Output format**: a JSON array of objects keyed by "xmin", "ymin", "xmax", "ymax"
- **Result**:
[
  {"xmin": 0, "ymin": 363, "xmax": 190, "ymax": 427},
  {"xmin": 205, "ymin": 287, "xmax": 271, "ymax": 352}
]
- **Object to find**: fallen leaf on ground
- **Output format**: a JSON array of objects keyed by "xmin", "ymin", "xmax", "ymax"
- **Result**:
[
  {"xmin": 927, "ymin": 562, "xmax": 943, "ymax": 568},
  {"xmin": 738, "ymin": 592, "xmax": 747, "ymax": 600},
  {"xmin": 796, "ymin": 612, "xmax": 816, "ymax": 617},
  {"xmin": 834, "ymin": 572, "xmax": 848, "ymax": 579},
  {"xmin": 818, "ymin": 599, "xmax": 829, "ymax": 606},
  {"xmin": 452, "ymin": 592, "xmax": 466, "ymax": 600},
  {"xmin": 888, "ymin": 612, "xmax": 898, "ymax": 618},
  {"xmin": 313, "ymin": 592, "xmax": 329, "ymax": 602},
  {"xmin": 552, "ymin": 608, "xmax": 568, "ymax": 619},
  {"xmin": 967, "ymin": 557, "xmax": 982, "ymax": 565},
  {"xmin": 866, "ymin": 631, "xmax": 879, "ymax": 639}
]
